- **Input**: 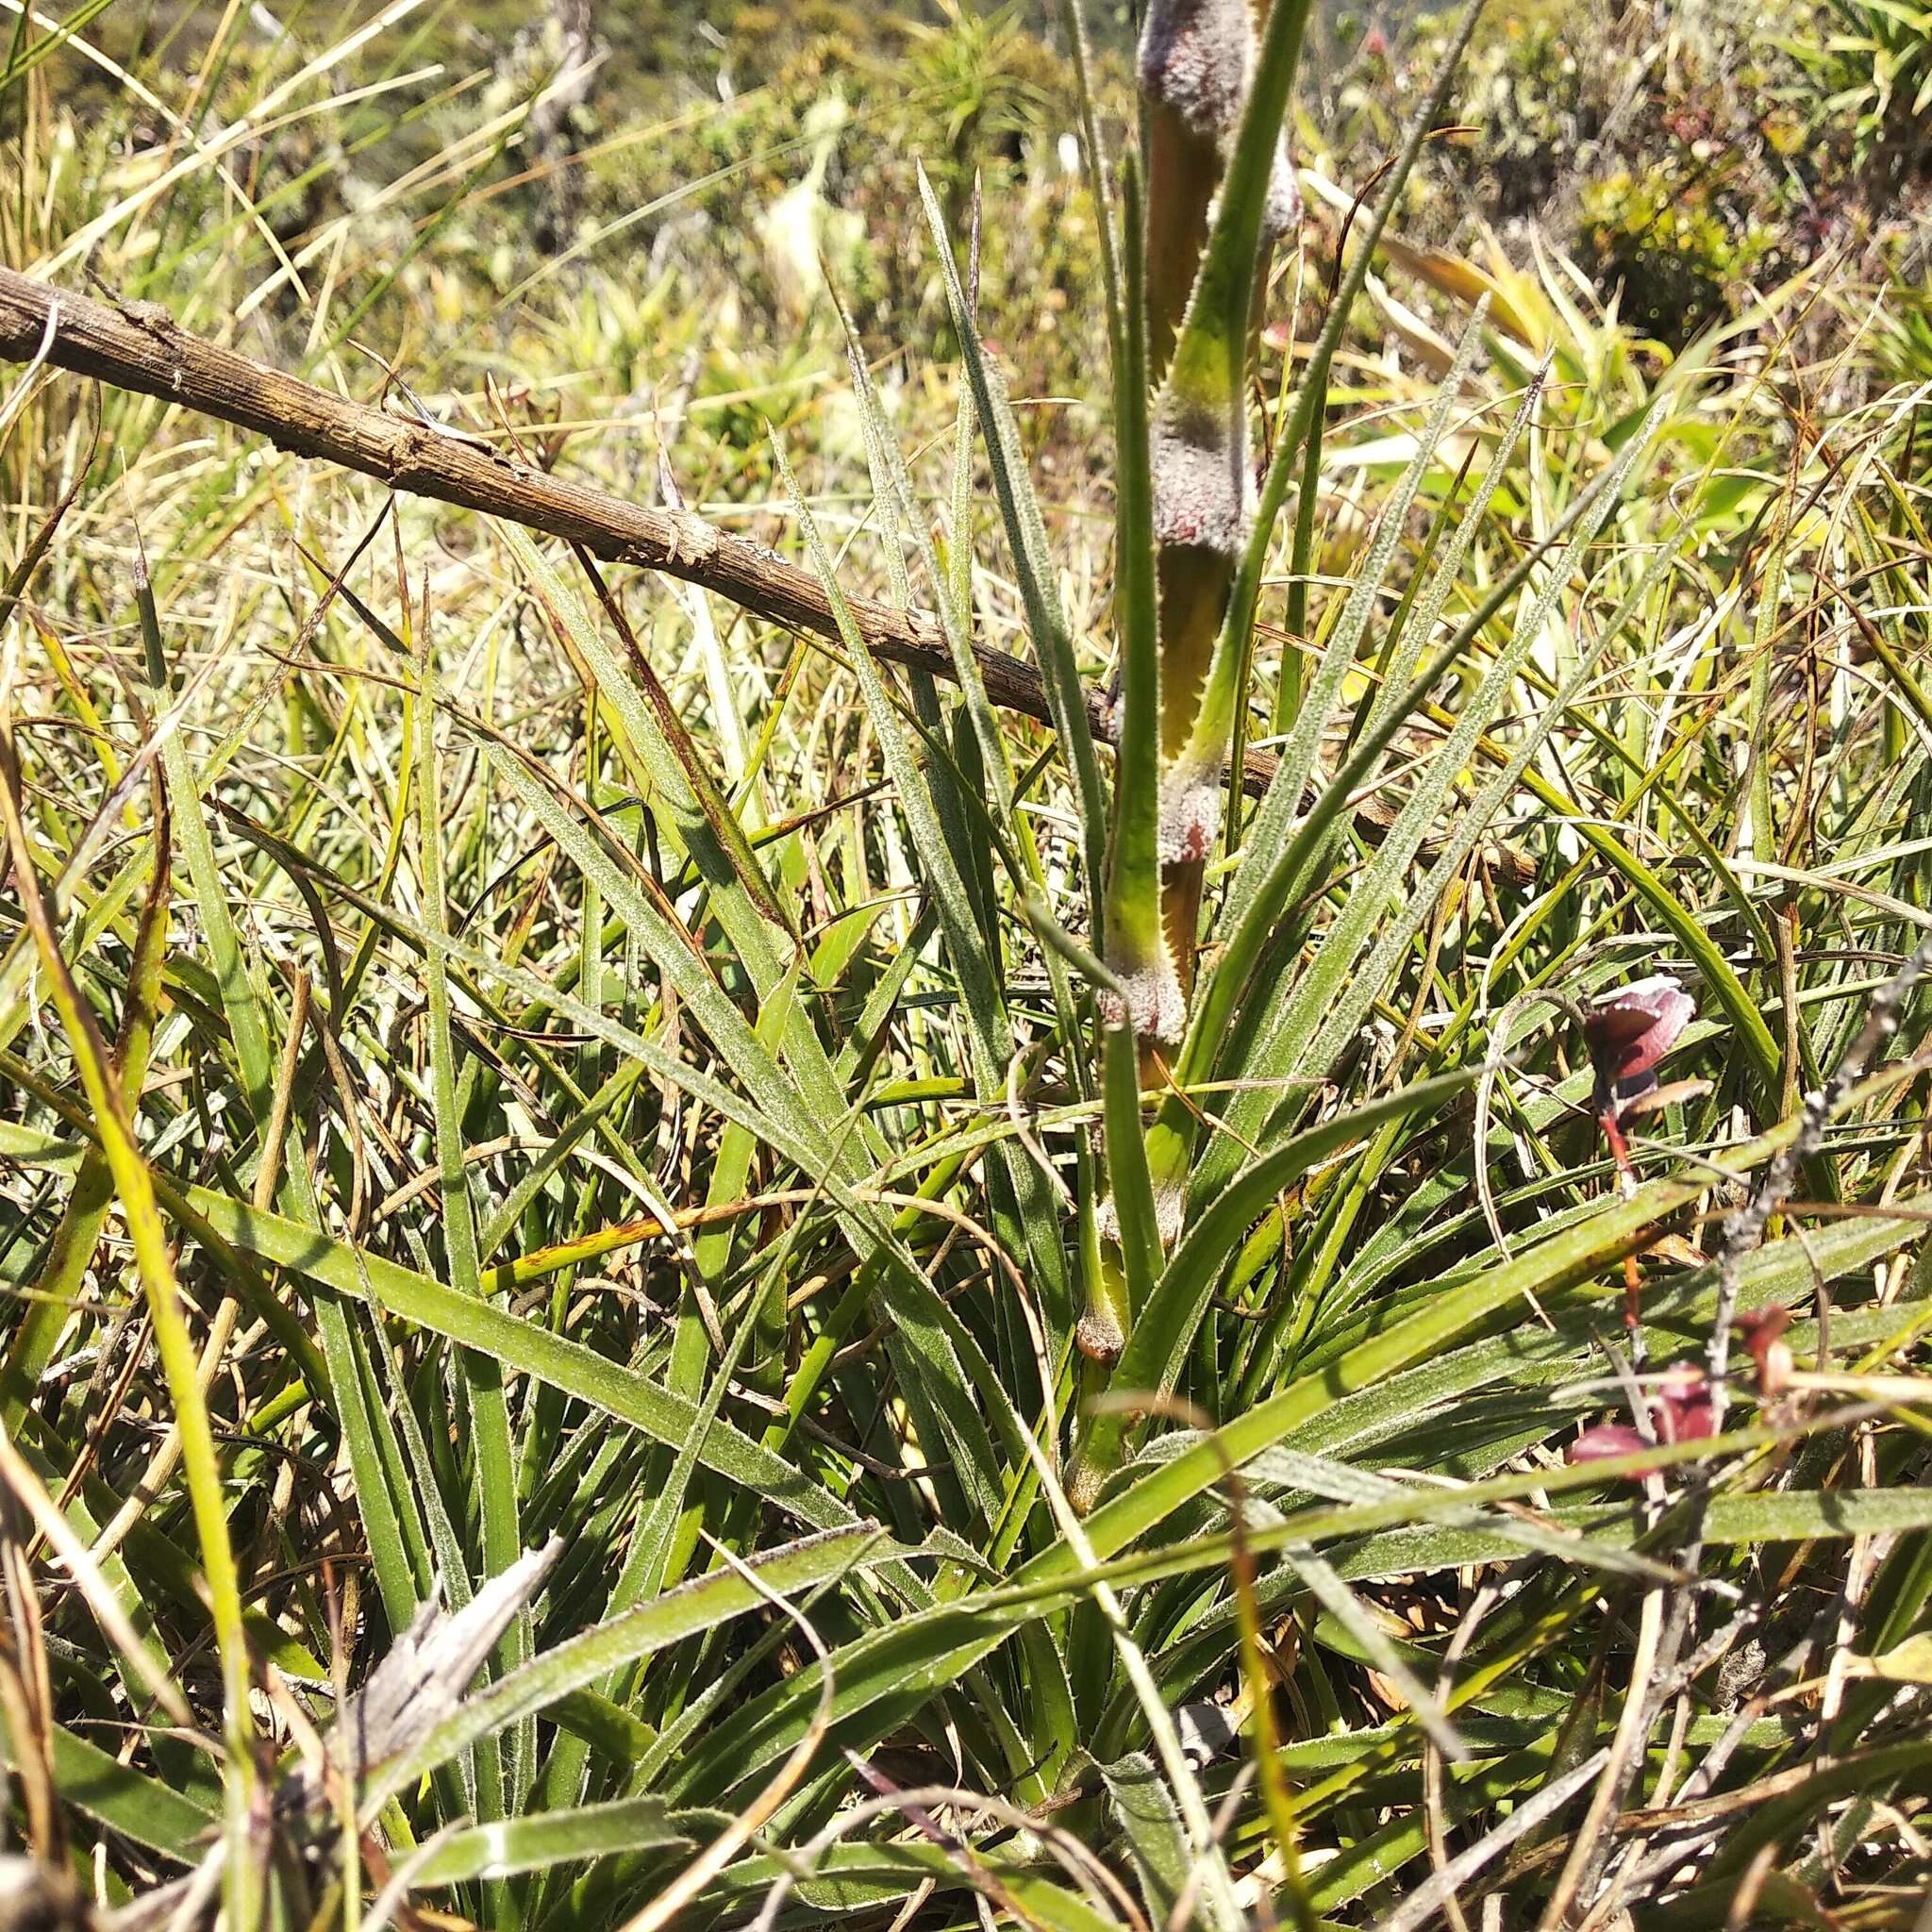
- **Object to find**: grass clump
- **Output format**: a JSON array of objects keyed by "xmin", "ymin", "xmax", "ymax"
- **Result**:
[{"xmin": 2, "ymin": 0, "xmax": 1932, "ymax": 1927}]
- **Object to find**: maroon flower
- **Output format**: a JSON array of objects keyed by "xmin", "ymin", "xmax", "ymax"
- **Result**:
[
  {"xmin": 1568, "ymin": 1421, "xmax": 1648, "ymax": 1463},
  {"xmin": 1653, "ymin": 1366, "xmax": 1713, "ymax": 1443},
  {"xmin": 1738, "ymin": 1305, "xmax": 1794, "ymax": 1397},
  {"xmin": 1584, "ymin": 974, "xmax": 1696, "ymax": 1112},
  {"xmin": 1567, "ymin": 1365, "xmax": 1715, "ymax": 1474}
]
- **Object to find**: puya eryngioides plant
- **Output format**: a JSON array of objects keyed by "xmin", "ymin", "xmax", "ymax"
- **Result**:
[
  {"xmin": 1056, "ymin": 0, "xmax": 1671, "ymax": 1504},
  {"xmin": 859, "ymin": 0, "xmax": 1647, "ymax": 1507},
  {"xmin": 1065, "ymin": 0, "xmax": 1526, "ymax": 1499}
]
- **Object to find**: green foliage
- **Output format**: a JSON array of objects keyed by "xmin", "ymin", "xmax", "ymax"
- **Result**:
[
  {"xmin": 1874, "ymin": 266, "xmax": 1932, "ymax": 412},
  {"xmin": 1577, "ymin": 166, "xmax": 1778, "ymax": 344},
  {"xmin": 1788, "ymin": 0, "xmax": 1932, "ymax": 188},
  {"xmin": 1331, "ymin": 0, "xmax": 1854, "ymax": 352},
  {"xmin": 3, "ymin": 0, "xmax": 1932, "ymax": 1927}
]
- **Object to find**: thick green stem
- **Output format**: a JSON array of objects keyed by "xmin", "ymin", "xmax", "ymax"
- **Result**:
[{"xmin": 1144, "ymin": 0, "xmax": 1313, "ymax": 994}]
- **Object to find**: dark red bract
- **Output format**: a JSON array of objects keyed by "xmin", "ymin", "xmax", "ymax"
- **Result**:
[
  {"xmin": 1567, "ymin": 1365, "xmax": 1715, "ymax": 1474},
  {"xmin": 1738, "ymin": 1305, "xmax": 1794, "ymax": 1396},
  {"xmin": 1653, "ymin": 1365, "xmax": 1713, "ymax": 1443},
  {"xmin": 1569, "ymin": 1421, "xmax": 1647, "ymax": 1463},
  {"xmin": 1584, "ymin": 974, "xmax": 1696, "ymax": 1107}
]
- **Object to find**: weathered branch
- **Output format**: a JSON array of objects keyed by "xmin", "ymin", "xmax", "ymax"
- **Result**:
[
  {"xmin": 0, "ymin": 267, "xmax": 1283, "ymax": 786},
  {"xmin": 0, "ymin": 268, "xmax": 1544, "ymax": 887}
]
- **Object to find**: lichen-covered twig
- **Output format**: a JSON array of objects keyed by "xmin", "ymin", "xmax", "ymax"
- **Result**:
[
  {"xmin": 1709, "ymin": 926, "xmax": 1932, "ymax": 1415},
  {"xmin": 1554, "ymin": 933, "xmax": 1932, "ymax": 1924}
]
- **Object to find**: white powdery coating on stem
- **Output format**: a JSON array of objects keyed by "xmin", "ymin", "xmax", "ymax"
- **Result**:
[
  {"xmin": 1152, "ymin": 1177, "xmax": 1187, "ymax": 1249},
  {"xmin": 1153, "ymin": 398, "xmax": 1254, "ymax": 556},
  {"xmin": 1158, "ymin": 766, "xmax": 1224, "ymax": 867},
  {"xmin": 1076, "ymin": 1303, "xmax": 1125, "ymax": 1366},
  {"xmin": 1095, "ymin": 1178, "xmax": 1188, "ymax": 1254},
  {"xmin": 1099, "ymin": 957, "xmax": 1189, "ymax": 1045},
  {"xmin": 1094, "ymin": 1191, "xmax": 1122, "ymax": 1246},
  {"xmin": 1139, "ymin": 0, "xmax": 1254, "ymax": 139},
  {"xmin": 1265, "ymin": 137, "xmax": 1304, "ymax": 242}
]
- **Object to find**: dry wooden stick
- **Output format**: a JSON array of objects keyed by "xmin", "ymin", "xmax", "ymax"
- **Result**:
[
  {"xmin": 0, "ymin": 268, "xmax": 1542, "ymax": 884},
  {"xmin": 0, "ymin": 266, "xmax": 1267, "ymax": 777}
]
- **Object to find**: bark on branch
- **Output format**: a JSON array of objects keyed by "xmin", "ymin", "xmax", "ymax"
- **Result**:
[
  {"xmin": 0, "ymin": 266, "xmax": 1282, "ymax": 792},
  {"xmin": 0, "ymin": 271, "xmax": 1549, "ymax": 884}
]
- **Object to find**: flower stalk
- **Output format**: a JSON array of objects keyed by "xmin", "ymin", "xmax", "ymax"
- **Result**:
[
  {"xmin": 1141, "ymin": 0, "xmax": 1308, "ymax": 991},
  {"xmin": 1078, "ymin": 0, "xmax": 1308, "ymax": 1398}
]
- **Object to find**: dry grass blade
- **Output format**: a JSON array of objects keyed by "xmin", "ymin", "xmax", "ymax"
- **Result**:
[
  {"xmin": 0, "ymin": 687, "xmax": 259, "ymax": 1913},
  {"xmin": 0, "ymin": 1425, "xmax": 199, "ymax": 1736}
]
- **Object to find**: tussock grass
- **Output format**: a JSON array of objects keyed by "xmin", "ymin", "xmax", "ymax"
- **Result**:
[{"xmin": 2, "ymin": 1, "xmax": 1932, "ymax": 1926}]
